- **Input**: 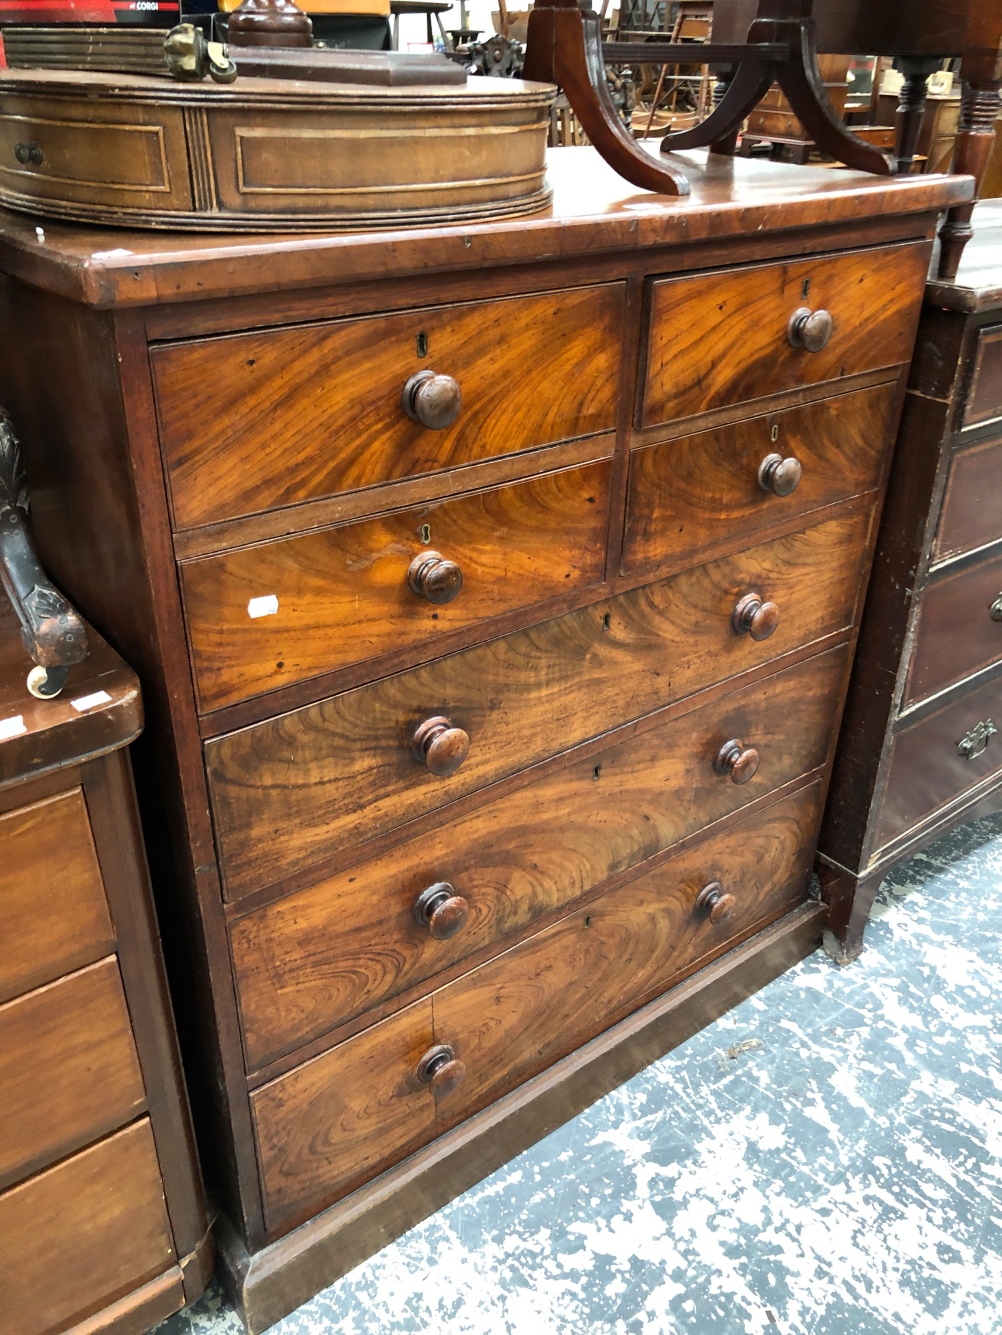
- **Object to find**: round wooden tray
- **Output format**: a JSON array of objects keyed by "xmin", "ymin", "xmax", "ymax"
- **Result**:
[{"xmin": 0, "ymin": 67, "xmax": 554, "ymax": 231}]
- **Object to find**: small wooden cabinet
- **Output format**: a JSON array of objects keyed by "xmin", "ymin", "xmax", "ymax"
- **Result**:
[
  {"xmin": 819, "ymin": 199, "xmax": 1002, "ymax": 961},
  {"xmin": 0, "ymin": 149, "xmax": 967, "ymax": 1332},
  {"xmin": 0, "ymin": 602, "xmax": 211, "ymax": 1335}
]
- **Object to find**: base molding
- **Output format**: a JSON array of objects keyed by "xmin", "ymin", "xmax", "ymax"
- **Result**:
[
  {"xmin": 68, "ymin": 1269, "xmax": 185, "ymax": 1335},
  {"xmin": 217, "ymin": 903, "xmax": 825, "ymax": 1334}
]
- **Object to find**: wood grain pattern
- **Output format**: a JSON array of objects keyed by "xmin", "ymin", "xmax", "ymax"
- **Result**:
[
  {"xmin": 182, "ymin": 461, "xmax": 611, "ymax": 713},
  {"xmin": 0, "ymin": 956, "xmax": 146, "ymax": 1189},
  {"xmin": 934, "ymin": 432, "xmax": 1002, "ymax": 565},
  {"xmin": 232, "ymin": 648, "xmax": 845, "ymax": 1068},
  {"xmin": 252, "ymin": 782, "xmax": 821, "ymax": 1233},
  {"xmin": 623, "ymin": 383, "xmax": 894, "ymax": 574},
  {"xmin": 208, "ymin": 509, "xmax": 869, "ymax": 901},
  {"xmin": 0, "ymin": 1119, "xmax": 175, "ymax": 1335},
  {"xmin": 153, "ymin": 284, "xmax": 624, "ymax": 531},
  {"xmin": 963, "ymin": 323, "xmax": 1002, "ymax": 427},
  {"xmin": 904, "ymin": 549, "xmax": 1002, "ymax": 706},
  {"xmin": 0, "ymin": 787, "xmax": 114, "ymax": 1005},
  {"xmin": 641, "ymin": 242, "xmax": 929, "ymax": 427}
]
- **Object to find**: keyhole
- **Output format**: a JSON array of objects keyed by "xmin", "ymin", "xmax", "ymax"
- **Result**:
[
  {"xmin": 770, "ymin": 424, "xmax": 779, "ymax": 443},
  {"xmin": 801, "ymin": 277, "xmax": 811, "ymax": 299},
  {"xmin": 416, "ymin": 331, "xmax": 428, "ymax": 358},
  {"xmin": 602, "ymin": 612, "xmax": 611, "ymax": 631},
  {"xmin": 584, "ymin": 915, "xmax": 592, "ymax": 928},
  {"xmin": 593, "ymin": 765, "xmax": 602, "ymax": 780},
  {"xmin": 419, "ymin": 523, "xmax": 431, "ymax": 544}
]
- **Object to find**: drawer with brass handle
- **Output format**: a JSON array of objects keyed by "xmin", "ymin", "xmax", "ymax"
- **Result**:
[
  {"xmin": 251, "ymin": 781, "xmax": 822, "ymax": 1235},
  {"xmin": 903, "ymin": 548, "xmax": 1002, "ymax": 708}
]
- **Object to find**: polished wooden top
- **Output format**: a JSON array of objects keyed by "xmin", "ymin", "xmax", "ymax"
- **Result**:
[
  {"xmin": 0, "ymin": 146, "xmax": 971, "ymax": 310},
  {"xmin": 926, "ymin": 200, "xmax": 1002, "ymax": 312}
]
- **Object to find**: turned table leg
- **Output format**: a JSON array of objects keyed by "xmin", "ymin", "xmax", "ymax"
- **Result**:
[
  {"xmin": 938, "ymin": 81, "xmax": 1001, "ymax": 280},
  {"xmin": 893, "ymin": 56, "xmax": 940, "ymax": 174}
]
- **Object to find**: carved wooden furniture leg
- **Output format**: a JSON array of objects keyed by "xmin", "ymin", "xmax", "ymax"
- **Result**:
[
  {"xmin": 659, "ymin": 58, "xmax": 774, "ymax": 154},
  {"xmin": 938, "ymin": 81, "xmax": 1001, "ymax": 280},
  {"xmin": 523, "ymin": 0, "xmax": 691, "ymax": 195},
  {"xmin": 893, "ymin": 57, "xmax": 940, "ymax": 174}
]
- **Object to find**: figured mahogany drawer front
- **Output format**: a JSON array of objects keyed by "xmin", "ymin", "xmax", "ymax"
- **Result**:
[
  {"xmin": 874, "ymin": 674, "xmax": 1002, "ymax": 853},
  {"xmin": 0, "ymin": 788, "xmax": 114, "ymax": 1005},
  {"xmin": 623, "ymin": 382, "xmax": 894, "ymax": 574},
  {"xmin": 152, "ymin": 284, "xmax": 624, "ymax": 532},
  {"xmin": 962, "ymin": 323, "xmax": 1002, "ymax": 429},
  {"xmin": 252, "ymin": 781, "xmax": 820, "ymax": 1233},
  {"xmin": 904, "ymin": 551, "xmax": 1002, "ymax": 708},
  {"xmin": 934, "ymin": 433, "xmax": 1002, "ymax": 565},
  {"xmin": 641, "ymin": 241, "xmax": 928, "ymax": 428},
  {"xmin": 232, "ymin": 646, "xmax": 846, "ymax": 1069},
  {"xmin": 208, "ymin": 508, "xmax": 868, "ymax": 902},
  {"xmin": 0, "ymin": 957, "xmax": 146, "ymax": 1189},
  {"xmin": 183, "ymin": 461, "xmax": 611, "ymax": 714},
  {"xmin": 0, "ymin": 1118, "xmax": 175, "ymax": 1335}
]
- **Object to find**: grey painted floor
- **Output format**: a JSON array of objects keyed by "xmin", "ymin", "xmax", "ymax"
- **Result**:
[{"xmin": 158, "ymin": 814, "xmax": 1002, "ymax": 1335}]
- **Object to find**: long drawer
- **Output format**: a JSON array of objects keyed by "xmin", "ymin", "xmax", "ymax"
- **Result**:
[
  {"xmin": 903, "ymin": 548, "xmax": 1002, "ymax": 707},
  {"xmin": 182, "ymin": 460, "xmax": 611, "ymax": 713},
  {"xmin": 251, "ymin": 781, "xmax": 821, "ymax": 1235},
  {"xmin": 641, "ymin": 242, "xmax": 927, "ymax": 427},
  {"xmin": 208, "ymin": 509, "xmax": 869, "ymax": 900},
  {"xmin": 933, "ymin": 432, "xmax": 1002, "ymax": 565},
  {"xmin": 152, "ymin": 284, "xmax": 625, "ymax": 532}
]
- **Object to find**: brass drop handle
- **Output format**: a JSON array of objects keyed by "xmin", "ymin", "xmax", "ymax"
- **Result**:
[
  {"xmin": 417, "ymin": 1043, "xmax": 466, "ymax": 1097},
  {"xmin": 715, "ymin": 739, "xmax": 759, "ymax": 785},
  {"xmin": 402, "ymin": 369, "xmax": 462, "ymax": 429},
  {"xmin": 695, "ymin": 880, "xmax": 736, "ymax": 924},
  {"xmin": 411, "ymin": 715, "xmax": 470, "ymax": 776},
  {"xmin": 990, "ymin": 593, "xmax": 1002, "ymax": 622},
  {"xmin": 413, "ymin": 881, "xmax": 470, "ymax": 940},
  {"xmin": 758, "ymin": 452, "xmax": 802, "ymax": 497},
  {"xmin": 408, "ymin": 550, "xmax": 463, "ymax": 605},
  {"xmin": 732, "ymin": 592, "xmax": 780, "ymax": 641},
  {"xmin": 787, "ymin": 306, "xmax": 833, "ymax": 352}
]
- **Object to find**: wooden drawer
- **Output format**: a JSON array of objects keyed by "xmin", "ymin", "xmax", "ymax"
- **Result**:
[
  {"xmin": 623, "ymin": 382, "xmax": 894, "ymax": 575},
  {"xmin": 208, "ymin": 508, "xmax": 868, "ymax": 901},
  {"xmin": 0, "ymin": 1119, "xmax": 175, "ymax": 1335},
  {"xmin": 0, "ymin": 788, "xmax": 114, "ymax": 1005},
  {"xmin": 874, "ymin": 674, "xmax": 1002, "ymax": 852},
  {"xmin": 0, "ymin": 957, "xmax": 145, "ymax": 1189},
  {"xmin": 641, "ymin": 242, "xmax": 928, "ymax": 428},
  {"xmin": 933, "ymin": 433, "xmax": 1002, "ymax": 565},
  {"xmin": 252, "ymin": 781, "xmax": 820, "ymax": 1233},
  {"xmin": 904, "ymin": 550, "xmax": 1002, "ymax": 707},
  {"xmin": 183, "ymin": 461, "xmax": 611, "ymax": 714},
  {"xmin": 152, "ymin": 284, "xmax": 624, "ymax": 532},
  {"xmin": 962, "ymin": 322, "xmax": 1002, "ymax": 429},
  {"xmin": 232, "ymin": 645, "xmax": 846, "ymax": 1068}
]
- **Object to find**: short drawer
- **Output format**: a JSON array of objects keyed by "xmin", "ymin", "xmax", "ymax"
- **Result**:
[
  {"xmin": 208, "ymin": 508, "xmax": 868, "ymax": 900},
  {"xmin": 641, "ymin": 241, "xmax": 928, "ymax": 428},
  {"xmin": 623, "ymin": 381, "xmax": 894, "ymax": 574},
  {"xmin": 232, "ymin": 647, "xmax": 845, "ymax": 1068},
  {"xmin": 0, "ymin": 788, "xmax": 114, "ymax": 1005},
  {"xmin": 182, "ymin": 461, "xmax": 611, "ymax": 713},
  {"xmin": 152, "ymin": 284, "xmax": 625, "ymax": 532},
  {"xmin": 0, "ymin": 957, "xmax": 146, "ymax": 1189},
  {"xmin": 874, "ymin": 674, "xmax": 1002, "ymax": 852},
  {"xmin": 933, "ymin": 432, "xmax": 1002, "ymax": 565},
  {"xmin": 0, "ymin": 1119, "xmax": 175, "ymax": 1335},
  {"xmin": 962, "ymin": 322, "xmax": 1002, "ymax": 429},
  {"xmin": 904, "ymin": 550, "xmax": 1002, "ymax": 707},
  {"xmin": 252, "ymin": 781, "xmax": 820, "ymax": 1233}
]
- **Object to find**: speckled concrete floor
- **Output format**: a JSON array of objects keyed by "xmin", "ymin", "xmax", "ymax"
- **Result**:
[{"xmin": 158, "ymin": 813, "xmax": 1002, "ymax": 1335}]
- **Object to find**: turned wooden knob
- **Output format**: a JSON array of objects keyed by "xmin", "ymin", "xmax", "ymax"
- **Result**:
[
  {"xmin": 226, "ymin": 0, "xmax": 313, "ymax": 46},
  {"xmin": 714, "ymin": 739, "xmax": 759, "ymax": 785},
  {"xmin": 417, "ymin": 1044, "xmax": 466, "ymax": 1097},
  {"xmin": 413, "ymin": 882, "xmax": 470, "ymax": 940},
  {"xmin": 732, "ymin": 592, "xmax": 780, "ymax": 641},
  {"xmin": 408, "ymin": 550, "xmax": 463, "ymax": 605},
  {"xmin": 757, "ymin": 452, "xmax": 802, "ymax": 497},
  {"xmin": 402, "ymin": 370, "xmax": 462, "ymax": 430},
  {"xmin": 787, "ymin": 306, "xmax": 833, "ymax": 352},
  {"xmin": 695, "ymin": 881, "xmax": 736, "ymax": 924},
  {"xmin": 411, "ymin": 715, "xmax": 470, "ymax": 776}
]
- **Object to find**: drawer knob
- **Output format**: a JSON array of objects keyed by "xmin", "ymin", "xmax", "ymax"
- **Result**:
[
  {"xmin": 990, "ymin": 593, "xmax": 1002, "ymax": 622},
  {"xmin": 402, "ymin": 370, "xmax": 462, "ymax": 430},
  {"xmin": 757, "ymin": 452, "xmax": 802, "ymax": 497},
  {"xmin": 417, "ymin": 1043, "xmax": 466, "ymax": 1097},
  {"xmin": 14, "ymin": 142, "xmax": 42, "ymax": 166},
  {"xmin": 787, "ymin": 306, "xmax": 833, "ymax": 353},
  {"xmin": 411, "ymin": 715, "xmax": 470, "ymax": 776},
  {"xmin": 408, "ymin": 550, "xmax": 463, "ymax": 605},
  {"xmin": 715, "ymin": 739, "xmax": 759, "ymax": 785},
  {"xmin": 413, "ymin": 881, "xmax": 470, "ymax": 939},
  {"xmin": 732, "ymin": 592, "xmax": 780, "ymax": 641},
  {"xmin": 695, "ymin": 880, "xmax": 736, "ymax": 924}
]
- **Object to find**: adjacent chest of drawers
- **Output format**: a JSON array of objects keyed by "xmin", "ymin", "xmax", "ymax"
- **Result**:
[
  {"xmin": 0, "ymin": 150, "xmax": 966, "ymax": 1332},
  {"xmin": 819, "ymin": 199, "xmax": 1002, "ymax": 962},
  {"xmin": 0, "ymin": 603, "xmax": 211, "ymax": 1335}
]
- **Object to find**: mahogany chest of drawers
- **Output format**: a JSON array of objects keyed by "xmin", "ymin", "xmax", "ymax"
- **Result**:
[
  {"xmin": 0, "ymin": 599, "xmax": 211, "ymax": 1334},
  {"xmin": 0, "ymin": 149, "xmax": 967, "ymax": 1331},
  {"xmin": 819, "ymin": 198, "xmax": 1002, "ymax": 962}
]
